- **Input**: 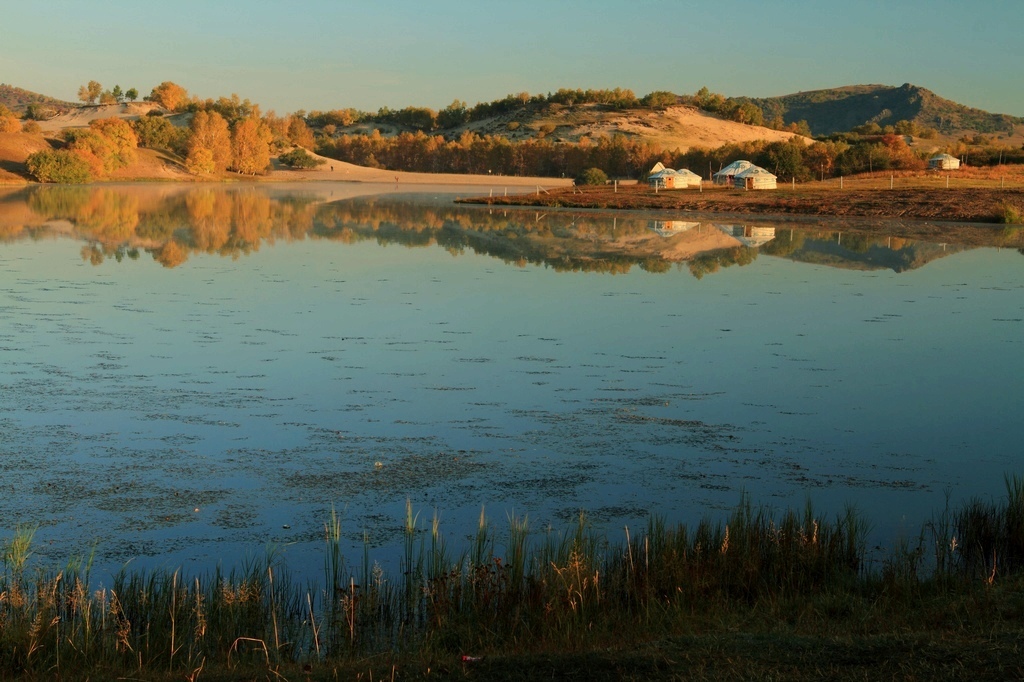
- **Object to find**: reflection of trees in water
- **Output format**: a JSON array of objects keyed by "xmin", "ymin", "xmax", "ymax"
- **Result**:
[
  {"xmin": 10, "ymin": 186, "xmax": 1006, "ymax": 274},
  {"xmin": 760, "ymin": 229, "xmax": 968, "ymax": 273},
  {"xmin": 688, "ymin": 247, "xmax": 757, "ymax": 280}
]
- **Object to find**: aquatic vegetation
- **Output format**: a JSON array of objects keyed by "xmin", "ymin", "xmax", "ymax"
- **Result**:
[{"xmin": 2, "ymin": 489, "xmax": 1023, "ymax": 679}]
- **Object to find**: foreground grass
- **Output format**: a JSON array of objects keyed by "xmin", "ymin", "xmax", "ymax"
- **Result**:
[{"xmin": 3, "ymin": 480, "xmax": 1024, "ymax": 680}]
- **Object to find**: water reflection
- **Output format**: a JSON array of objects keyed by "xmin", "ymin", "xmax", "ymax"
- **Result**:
[
  {"xmin": 2, "ymin": 182, "xmax": 1023, "ymax": 581},
  {"xmin": 2, "ymin": 184, "xmax": 1021, "ymax": 275}
]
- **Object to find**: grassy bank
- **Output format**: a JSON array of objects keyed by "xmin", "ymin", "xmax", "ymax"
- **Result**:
[{"xmin": 3, "ymin": 483, "xmax": 1024, "ymax": 680}]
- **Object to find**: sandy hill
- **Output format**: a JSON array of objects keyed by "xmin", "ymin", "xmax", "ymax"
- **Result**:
[
  {"xmin": 34, "ymin": 102, "xmax": 172, "ymax": 133},
  {"xmin": 488, "ymin": 103, "xmax": 810, "ymax": 150},
  {"xmin": 338, "ymin": 102, "xmax": 811, "ymax": 153}
]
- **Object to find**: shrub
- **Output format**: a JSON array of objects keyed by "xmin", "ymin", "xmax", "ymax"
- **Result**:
[
  {"xmin": 279, "ymin": 147, "xmax": 325, "ymax": 169},
  {"xmin": 25, "ymin": 149, "xmax": 93, "ymax": 183},
  {"xmin": 21, "ymin": 120, "xmax": 42, "ymax": 134},
  {"xmin": 576, "ymin": 167, "xmax": 608, "ymax": 186},
  {"xmin": 1001, "ymin": 203, "xmax": 1023, "ymax": 225}
]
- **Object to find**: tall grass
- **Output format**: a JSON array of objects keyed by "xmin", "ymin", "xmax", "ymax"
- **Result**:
[{"xmin": 2, "ymin": 487, "xmax": 1024, "ymax": 678}]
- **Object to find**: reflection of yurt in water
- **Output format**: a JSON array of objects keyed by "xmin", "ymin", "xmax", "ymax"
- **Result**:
[
  {"xmin": 648, "ymin": 220, "xmax": 700, "ymax": 236},
  {"xmin": 714, "ymin": 224, "xmax": 777, "ymax": 248}
]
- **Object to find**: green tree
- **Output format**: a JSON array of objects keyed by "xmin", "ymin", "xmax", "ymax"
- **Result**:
[
  {"xmin": 729, "ymin": 101, "xmax": 765, "ymax": 127},
  {"xmin": 575, "ymin": 167, "xmax": 608, "ymax": 185},
  {"xmin": 279, "ymin": 147, "xmax": 326, "ymax": 169},
  {"xmin": 125, "ymin": 87, "xmax": 138, "ymax": 102},
  {"xmin": 641, "ymin": 91, "xmax": 678, "ymax": 108},
  {"xmin": 78, "ymin": 80, "xmax": 102, "ymax": 105},
  {"xmin": 111, "ymin": 85, "xmax": 123, "ymax": 103},
  {"xmin": 437, "ymin": 99, "xmax": 469, "ymax": 129},
  {"xmin": 133, "ymin": 115, "xmax": 184, "ymax": 152},
  {"xmin": 757, "ymin": 138, "xmax": 810, "ymax": 181},
  {"xmin": 26, "ymin": 149, "xmax": 93, "ymax": 183}
]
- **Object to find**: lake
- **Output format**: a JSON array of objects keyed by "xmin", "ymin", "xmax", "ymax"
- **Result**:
[{"xmin": 1, "ymin": 182, "xmax": 1022, "ymax": 580}]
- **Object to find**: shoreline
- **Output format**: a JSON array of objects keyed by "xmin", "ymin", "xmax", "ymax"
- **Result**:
[{"xmin": 459, "ymin": 182, "xmax": 1024, "ymax": 225}]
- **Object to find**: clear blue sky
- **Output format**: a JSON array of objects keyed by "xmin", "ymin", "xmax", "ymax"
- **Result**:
[{"xmin": 2, "ymin": 0, "xmax": 1021, "ymax": 117}]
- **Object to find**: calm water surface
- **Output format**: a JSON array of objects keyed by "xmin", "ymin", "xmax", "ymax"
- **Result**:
[{"xmin": 1, "ymin": 183, "xmax": 1022, "ymax": 579}]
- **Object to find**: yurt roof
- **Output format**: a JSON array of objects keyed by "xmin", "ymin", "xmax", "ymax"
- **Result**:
[
  {"xmin": 734, "ymin": 165, "xmax": 776, "ymax": 179},
  {"xmin": 714, "ymin": 160, "xmax": 754, "ymax": 176}
]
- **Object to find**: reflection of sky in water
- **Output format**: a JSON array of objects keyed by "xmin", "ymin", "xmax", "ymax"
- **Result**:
[{"xmin": 1, "ymin": 217, "xmax": 1023, "ymax": 581}]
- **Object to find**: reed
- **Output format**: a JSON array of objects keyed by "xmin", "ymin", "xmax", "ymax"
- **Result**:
[{"xmin": 2, "ymin": 488, "xmax": 1024, "ymax": 679}]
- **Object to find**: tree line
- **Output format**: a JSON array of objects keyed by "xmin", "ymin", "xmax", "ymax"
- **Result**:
[{"xmin": 316, "ymin": 126, "xmax": 1024, "ymax": 181}]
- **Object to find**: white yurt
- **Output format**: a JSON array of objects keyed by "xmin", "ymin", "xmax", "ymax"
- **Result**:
[
  {"xmin": 649, "ymin": 167, "xmax": 703, "ymax": 189},
  {"xmin": 712, "ymin": 159, "xmax": 754, "ymax": 185},
  {"xmin": 928, "ymin": 153, "xmax": 961, "ymax": 170},
  {"xmin": 733, "ymin": 165, "xmax": 777, "ymax": 190},
  {"xmin": 675, "ymin": 168, "xmax": 704, "ymax": 187}
]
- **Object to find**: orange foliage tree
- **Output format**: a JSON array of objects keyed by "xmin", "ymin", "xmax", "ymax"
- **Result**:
[
  {"xmin": 186, "ymin": 110, "xmax": 232, "ymax": 174},
  {"xmin": 148, "ymin": 81, "xmax": 188, "ymax": 111},
  {"xmin": 0, "ymin": 104, "xmax": 20, "ymax": 132},
  {"xmin": 231, "ymin": 116, "xmax": 273, "ymax": 175}
]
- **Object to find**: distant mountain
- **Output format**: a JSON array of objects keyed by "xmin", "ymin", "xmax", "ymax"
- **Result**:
[
  {"xmin": 738, "ymin": 83, "xmax": 1023, "ymax": 138},
  {"xmin": 0, "ymin": 84, "xmax": 76, "ymax": 116}
]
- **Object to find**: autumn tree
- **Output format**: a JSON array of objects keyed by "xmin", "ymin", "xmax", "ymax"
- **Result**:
[
  {"xmin": 0, "ymin": 104, "xmax": 19, "ymax": 133},
  {"xmin": 286, "ymin": 116, "xmax": 315, "ymax": 149},
  {"xmin": 78, "ymin": 80, "xmax": 102, "ymax": 105},
  {"xmin": 90, "ymin": 117, "xmax": 139, "ymax": 168},
  {"xmin": 185, "ymin": 146, "xmax": 217, "ymax": 175},
  {"xmin": 148, "ymin": 81, "xmax": 188, "ymax": 111},
  {"xmin": 231, "ymin": 116, "xmax": 273, "ymax": 175},
  {"xmin": 186, "ymin": 110, "xmax": 232, "ymax": 174},
  {"xmin": 205, "ymin": 93, "xmax": 259, "ymax": 124},
  {"xmin": 63, "ymin": 129, "xmax": 114, "ymax": 176}
]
